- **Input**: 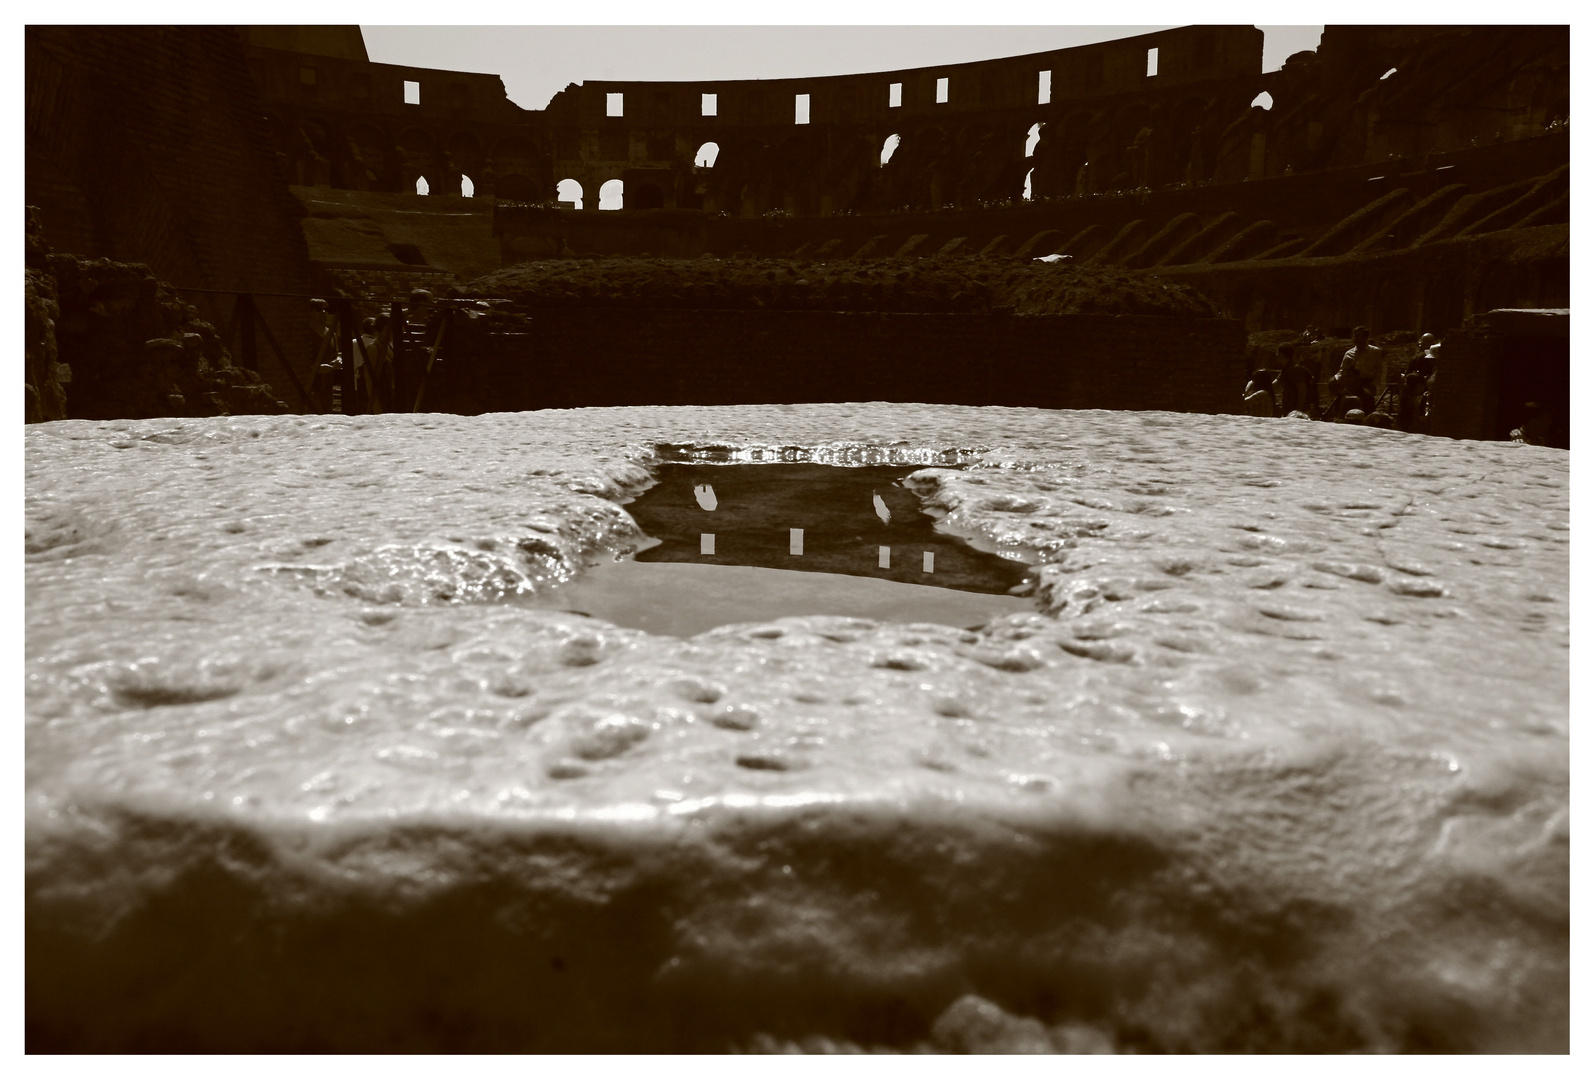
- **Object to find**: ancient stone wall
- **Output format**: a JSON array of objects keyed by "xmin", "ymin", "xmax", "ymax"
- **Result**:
[
  {"xmin": 492, "ymin": 130, "xmax": 1567, "ymax": 267},
  {"xmin": 416, "ymin": 310, "xmax": 1246, "ymax": 417},
  {"xmin": 537, "ymin": 24, "xmax": 1564, "ymax": 216},
  {"xmin": 25, "ymin": 26, "xmax": 324, "ymax": 397},
  {"xmin": 34, "ymin": 249, "xmax": 289, "ymax": 422},
  {"xmin": 258, "ymin": 25, "xmax": 1566, "ymax": 217},
  {"xmin": 541, "ymin": 26, "xmax": 1265, "ymax": 215}
]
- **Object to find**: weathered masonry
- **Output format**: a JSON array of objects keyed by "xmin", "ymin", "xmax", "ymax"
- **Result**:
[
  {"xmin": 243, "ymin": 24, "xmax": 1567, "ymax": 336},
  {"xmin": 24, "ymin": 25, "xmax": 1570, "ymax": 431},
  {"xmin": 245, "ymin": 25, "xmax": 1566, "ymax": 216}
]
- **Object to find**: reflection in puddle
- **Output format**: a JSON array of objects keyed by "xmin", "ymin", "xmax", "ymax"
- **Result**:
[
  {"xmin": 532, "ymin": 463, "xmax": 1036, "ymax": 637},
  {"xmin": 631, "ymin": 464, "xmax": 1030, "ymax": 594},
  {"xmin": 536, "ymin": 561, "xmax": 1032, "ymax": 639}
]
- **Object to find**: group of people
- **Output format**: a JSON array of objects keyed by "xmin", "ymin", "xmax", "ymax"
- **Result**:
[{"xmin": 1243, "ymin": 325, "xmax": 1441, "ymax": 432}]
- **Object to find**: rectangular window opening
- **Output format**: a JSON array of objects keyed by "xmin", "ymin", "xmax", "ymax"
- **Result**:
[
  {"xmin": 1037, "ymin": 69, "xmax": 1051, "ymax": 104},
  {"xmin": 794, "ymin": 92, "xmax": 810, "ymax": 124},
  {"xmin": 888, "ymin": 82, "xmax": 902, "ymax": 108},
  {"xmin": 403, "ymin": 80, "xmax": 420, "ymax": 105},
  {"xmin": 702, "ymin": 92, "xmax": 717, "ymax": 116},
  {"xmin": 936, "ymin": 76, "xmax": 949, "ymax": 103},
  {"xmin": 1146, "ymin": 47, "xmax": 1159, "ymax": 77},
  {"xmin": 607, "ymin": 92, "xmax": 624, "ymax": 117}
]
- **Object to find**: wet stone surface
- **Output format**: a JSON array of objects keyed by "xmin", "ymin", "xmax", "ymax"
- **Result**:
[{"xmin": 24, "ymin": 405, "xmax": 1568, "ymax": 1053}]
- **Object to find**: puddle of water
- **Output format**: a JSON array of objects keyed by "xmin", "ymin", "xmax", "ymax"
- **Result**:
[
  {"xmin": 528, "ymin": 461, "xmax": 1037, "ymax": 637},
  {"xmin": 534, "ymin": 560, "xmax": 1032, "ymax": 638},
  {"xmin": 627, "ymin": 463, "xmax": 1031, "ymax": 595}
]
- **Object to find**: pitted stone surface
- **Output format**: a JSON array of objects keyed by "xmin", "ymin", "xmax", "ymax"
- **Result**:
[{"xmin": 25, "ymin": 405, "xmax": 1567, "ymax": 1052}]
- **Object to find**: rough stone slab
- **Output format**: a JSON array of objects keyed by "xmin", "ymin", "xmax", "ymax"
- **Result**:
[{"xmin": 25, "ymin": 405, "xmax": 1568, "ymax": 1052}]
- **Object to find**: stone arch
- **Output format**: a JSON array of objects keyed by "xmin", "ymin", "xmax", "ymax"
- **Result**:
[
  {"xmin": 554, "ymin": 177, "xmax": 583, "ymax": 208},
  {"xmin": 694, "ymin": 141, "xmax": 720, "ymax": 168},
  {"xmin": 598, "ymin": 178, "xmax": 624, "ymax": 210}
]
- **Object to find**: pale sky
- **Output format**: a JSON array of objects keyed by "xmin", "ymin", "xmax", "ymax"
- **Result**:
[{"xmin": 360, "ymin": 24, "xmax": 1328, "ymax": 112}]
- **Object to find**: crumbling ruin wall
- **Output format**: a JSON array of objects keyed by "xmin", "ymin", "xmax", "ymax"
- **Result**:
[
  {"xmin": 257, "ymin": 25, "xmax": 1565, "ymax": 217},
  {"xmin": 533, "ymin": 25, "xmax": 1564, "ymax": 216},
  {"xmin": 25, "ymin": 25, "xmax": 324, "ymax": 397},
  {"xmin": 25, "ymin": 213, "xmax": 288, "ymax": 422},
  {"xmin": 246, "ymin": 31, "xmax": 539, "ymax": 199},
  {"xmin": 253, "ymin": 23, "xmax": 1567, "ymax": 346}
]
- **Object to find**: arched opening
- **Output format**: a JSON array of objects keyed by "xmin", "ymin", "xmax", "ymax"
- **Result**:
[
  {"xmin": 1025, "ymin": 122, "xmax": 1042, "ymax": 158},
  {"xmin": 1251, "ymin": 91, "xmax": 1274, "ymax": 110},
  {"xmin": 461, "ymin": 175, "xmax": 475, "ymax": 197},
  {"xmin": 415, "ymin": 175, "xmax": 430, "ymax": 195},
  {"xmin": 599, "ymin": 178, "xmax": 624, "ymax": 210},
  {"xmin": 880, "ymin": 133, "xmax": 900, "ymax": 166},
  {"xmin": 695, "ymin": 141, "xmax": 720, "ymax": 168},
  {"xmin": 555, "ymin": 177, "xmax": 583, "ymax": 209},
  {"xmin": 1023, "ymin": 167, "xmax": 1035, "ymax": 201}
]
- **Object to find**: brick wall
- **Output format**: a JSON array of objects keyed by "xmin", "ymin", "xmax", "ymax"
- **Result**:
[
  {"xmin": 418, "ymin": 310, "xmax": 1246, "ymax": 416},
  {"xmin": 26, "ymin": 26, "xmax": 323, "ymax": 398}
]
